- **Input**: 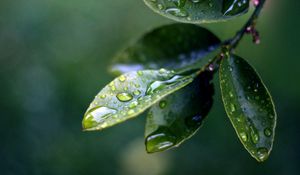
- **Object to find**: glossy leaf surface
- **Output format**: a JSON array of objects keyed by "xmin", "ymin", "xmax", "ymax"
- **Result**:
[
  {"xmin": 145, "ymin": 71, "xmax": 214, "ymax": 153},
  {"xmin": 144, "ymin": 0, "xmax": 249, "ymax": 23},
  {"xmin": 82, "ymin": 69, "xmax": 197, "ymax": 131},
  {"xmin": 219, "ymin": 54, "xmax": 276, "ymax": 162},
  {"xmin": 111, "ymin": 23, "xmax": 220, "ymax": 75}
]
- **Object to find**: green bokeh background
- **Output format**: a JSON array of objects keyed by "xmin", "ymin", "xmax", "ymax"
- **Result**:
[{"xmin": 1, "ymin": 0, "xmax": 299, "ymax": 174}]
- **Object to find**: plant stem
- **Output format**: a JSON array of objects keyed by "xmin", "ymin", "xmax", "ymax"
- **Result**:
[
  {"xmin": 204, "ymin": 0, "xmax": 267, "ymax": 73},
  {"xmin": 228, "ymin": 0, "xmax": 266, "ymax": 50}
]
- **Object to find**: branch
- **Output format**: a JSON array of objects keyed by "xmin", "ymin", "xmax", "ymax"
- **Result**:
[
  {"xmin": 227, "ymin": 0, "xmax": 266, "ymax": 49},
  {"xmin": 204, "ymin": 0, "xmax": 267, "ymax": 73}
]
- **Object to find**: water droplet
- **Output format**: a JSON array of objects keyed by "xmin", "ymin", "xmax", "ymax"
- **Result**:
[
  {"xmin": 157, "ymin": 3, "xmax": 164, "ymax": 10},
  {"xmin": 109, "ymin": 82, "xmax": 116, "ymax": 91},
  {"xmin": 190, "ymin": 0, "xmax": 200, "ymax": 3},
  {"xmin": 133, "ymin": 90, "xmax": 141, "ymax": 96},
  {"xmin": 129, "ymin": 101, "xmax": 139, "ymax": 109},
  {"xmin": 116, "ymin": 92, "xmax": 133, "ymax": 102},
  {"xmin": 250, "ymin": 125, "xmax": 259, "ymax": 144},
  {"xmin": 159, "ymin": 100, "xmax": 167, "ymax": 109},
  {"xmin": 172, "ymin": 0, "xmax": 187, "ymax": 8},
  {"xmin": 165, "ymin": 8, "xmax": 188, "ymax": 17},
  {"xmin": 264, "ymin": 128, "xmax": 272, "ymax": 137},
  {"xmin": 100, "ymin": 94, "xmax": 106, "ymax": 99},
  {"xmin": 146, "ymin": 75, "xmax": 183, "ymax": 95},
  {"xmin": 239, "ymin": 132, "xmax": 248, "ymax": 142},
  {"xmin": 127, "ymin": 109, "xmax": 135, "ymax": 115},
  {"xmin": 229, "ymin": 91, "xmax": 234, "ymax": 98},
  {"xmin": 137, "ymin": 71, "xmax": 143, "ymax": 76},
  {"xmin": 159, "ymin": 68, "xmax": 167, "ymax": 74},
  {"xmin": 257, "ymin": 147, "xmax": 269, "ymax": 162},
  {"xmin": 146, "ymin": 127, "xmax": 176, "ymax": 153},
  {"xmin": 118, "ymin": 75, "xmax": 126, "ymax": 82},
  {"xmin": 230, "ymin": 103, "xmax": 236, "ymax": 113},
  {"xmin": 83, "ymin": 106, "xmax": 117, "ymax": 129},
  {"xmin": 222, "ymin": 0, "xmax": 248, "ymax": 16}
]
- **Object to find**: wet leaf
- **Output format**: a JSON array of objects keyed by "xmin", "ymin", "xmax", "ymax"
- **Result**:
[
  {"xmin": 219, "ymin": 54, "xmax": 277, "ymax": 162},
  {"xmin": 82, "ymin": 69, "xmax": 198, "ymax": 131},
  {"xmin": 144, "ymin": 0, "xmax": 249, "ymax": 23},
  {"xmin": 145, "ymin": 71, "xmax": 214, "ymax": 153},
  {"xmin": 110, "ymin": 23, "xmax": 220, "ymax": 75}
]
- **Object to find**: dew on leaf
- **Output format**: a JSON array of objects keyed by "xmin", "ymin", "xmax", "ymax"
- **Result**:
[
  {"xmin": 159, "ymin": 100, "xmax": 167, "ymax": 109},
  {"xmin": 116, "ymin": 92, "xmax": 133, "ymax": 102}
]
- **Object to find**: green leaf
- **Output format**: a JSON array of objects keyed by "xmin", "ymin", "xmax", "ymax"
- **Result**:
[
  {"xmin": 219, "ymin": 54, "xmax": 277, "ymax": 162},
  {"xmin": 145, "ymin": 70, "xmax": 214, "ymax": 153},
  {"xmin": 143, "ymin": 0, "xmax": 249, "ymax": 23},
  {"xmin": 82, "ymin": 69, "xmax": 198, "ymax": 131},
  {"xmin": 110, "ymin": 23, "xmax": 220, "ymax": 75}
]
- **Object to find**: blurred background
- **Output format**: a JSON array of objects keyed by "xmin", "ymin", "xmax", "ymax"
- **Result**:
[{"xmin": 1, "ymin": 0, "xmax": 299, "ymax": 174}]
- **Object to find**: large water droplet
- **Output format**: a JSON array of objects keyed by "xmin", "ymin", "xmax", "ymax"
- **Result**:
[
  {"xmin": 116, "ymin": 92, "xmax": 133, "ymax": 102},
  {"xmin": 146, "ymin": 75, "xmax": 183, "ymax": 95},
  {"xmin": 146, "ymin": 127, "xmax": 176, "ymax": 153},
  {"xmin": 83, "ymin": 106, "xmax": 117, "ymax": 129}
]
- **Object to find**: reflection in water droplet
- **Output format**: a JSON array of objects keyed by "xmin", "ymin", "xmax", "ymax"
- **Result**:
[{"xmin": 116, "ymin": 92, "xmax": 133, "ymax": 102}]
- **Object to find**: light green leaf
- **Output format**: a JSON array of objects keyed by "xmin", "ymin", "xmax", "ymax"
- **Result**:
[
  {"xmin": 219, "ymin": 54, "xmax": 277, "ymax": 162},
  {"xmin": 82, "ymin": 69, "xmax": 198, "ymax": 131},
  {"xmin": 110, "ymin": 23, "xmax": 220, "ymax": 75},
  {"xmin": 145, "ymin": 71, "xmax": 214, "ymax": 153},
  {"xmin": 143, "ymin": 0, "xmax": 249, "ymax": 23}
]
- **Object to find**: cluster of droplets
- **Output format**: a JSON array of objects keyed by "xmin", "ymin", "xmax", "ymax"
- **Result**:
[
  {"xmin": 84, "ymin": 69, "xmax": 193, "ymax": 131},
  {"xmin": 149, "ymin": 0, "xmax": 212, "ymax": 21}
]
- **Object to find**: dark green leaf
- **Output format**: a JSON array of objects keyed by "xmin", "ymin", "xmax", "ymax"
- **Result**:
[
  {"xmin": 144, "ymin": 0, "xmax": 249, "ymax": 23},
  {"xmin": 110, "ymin": 23, "xmax": 220, "ymax": 75},
  {"xmin": 219, "ymin": 54, "xmax": 276, "ymax": 162},
  {"xmin": 145, "ymin": 71, "xmax": 214, "ymax": 153},
  {"xmin": 82, "ymin": 69, "xmax": 198, "ymax": 131}
]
